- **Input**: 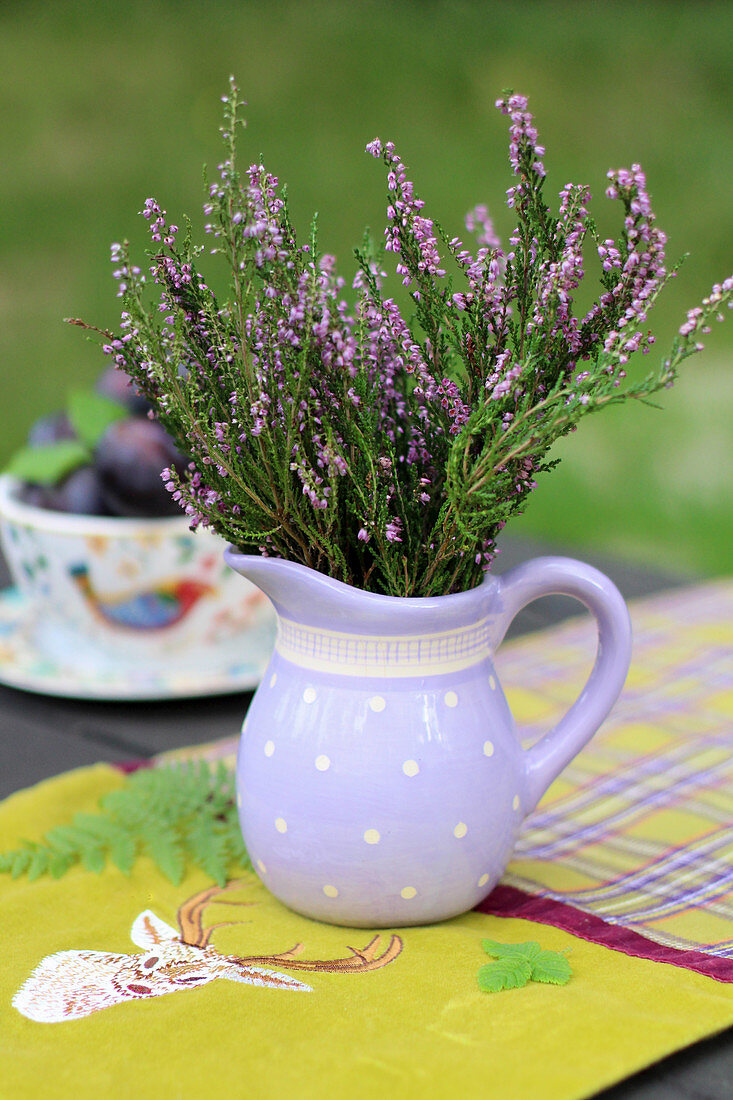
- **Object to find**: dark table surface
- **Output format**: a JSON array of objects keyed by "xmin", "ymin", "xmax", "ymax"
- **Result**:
[{"xmin": 0, "ymin": 539, "xmax": 730, "ymax": 1098}]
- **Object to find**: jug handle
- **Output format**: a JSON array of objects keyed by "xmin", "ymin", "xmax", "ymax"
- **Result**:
[{"xmin": 494, "ymin": 557, "xmax": 632, "ymax": 813}]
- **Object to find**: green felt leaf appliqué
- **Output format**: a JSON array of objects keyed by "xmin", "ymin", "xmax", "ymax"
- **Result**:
[
  {"xmin": 478, "ymin": 939, "xmax": 572, "ymax": 993},
  {"xmin": 0, "ymin": 761, "xmax": 252, "ymax": 887},
  {"xmin": 531, "ymin": 950, "xmax": 573, "ymax": 985},
  {"xmin": 478, "ymin": 956, "xmax": 533, "ymax": 992},
  {"xmin": 481, "ymin": 938, "xmax": 542, "ymax": 962}
]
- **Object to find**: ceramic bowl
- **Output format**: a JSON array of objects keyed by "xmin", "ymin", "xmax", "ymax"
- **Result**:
[{"xmin": 0, "ymin": 474, "xmax": 275, "ymax": 680}]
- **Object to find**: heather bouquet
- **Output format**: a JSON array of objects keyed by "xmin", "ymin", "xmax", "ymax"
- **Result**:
[{"xmin": 76, "ymin": 79, "xmax": 731, "ymax": 598}]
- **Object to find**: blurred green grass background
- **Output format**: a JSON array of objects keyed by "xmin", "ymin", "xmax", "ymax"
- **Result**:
[{"xmin": 1, "ymin": 0, "xmax": 730, "ymax": 574}]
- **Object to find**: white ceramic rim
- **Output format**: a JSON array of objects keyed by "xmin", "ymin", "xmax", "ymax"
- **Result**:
[
  {"xmin": 0, "ymin": 473, "xmax": 192, "ymax": 537},
  {"xmin": 0, "ymin": 587, "xmax": 267, "ymax": 700}
]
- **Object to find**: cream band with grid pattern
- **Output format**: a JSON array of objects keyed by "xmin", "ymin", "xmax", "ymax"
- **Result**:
[{"xmin": 274, "ymin": 616, "xmax": 493, "ymax": 677}]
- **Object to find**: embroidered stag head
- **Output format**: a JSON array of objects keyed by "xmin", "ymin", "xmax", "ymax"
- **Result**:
[{"xmin": 13, "ymin": 881, "xmax": 403, "ymax": 1023}]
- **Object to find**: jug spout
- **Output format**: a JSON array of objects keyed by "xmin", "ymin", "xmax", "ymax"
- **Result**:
[
  {"xmin": 224, "ymin": 550, "xmax": 330, "ymax": 625},
  {"xmin": 224, "ymin": 548, "xmax": 499, "ymax": 636}
]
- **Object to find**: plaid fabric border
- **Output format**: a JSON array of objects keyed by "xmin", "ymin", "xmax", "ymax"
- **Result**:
[{"xmin": 499, "ymin": 579, "xmax": 733, "ymax": 961}]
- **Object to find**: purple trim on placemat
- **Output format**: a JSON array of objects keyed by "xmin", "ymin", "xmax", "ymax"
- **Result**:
[
  {"xmin": 113, "ymin": 759, "xmax": 154, "ymax": 775},
  {"xmin": 477, "ymin": 885, "xmax": 733, "ymax": 983}
]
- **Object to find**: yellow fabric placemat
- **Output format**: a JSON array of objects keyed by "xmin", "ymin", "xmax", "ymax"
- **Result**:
[{"xmin": 1, "ymin": 763, "xmax": 731, "ymax": 1100}]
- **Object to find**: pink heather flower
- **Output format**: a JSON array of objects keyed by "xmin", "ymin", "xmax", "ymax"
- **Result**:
[
  {"xmin": 373, "ymin": 144, "xmax": 446, "ymax": 288},
  {"xmin": 385, "ymin": 517, "xmax": 403, "ymax": 543},
  {"xmin": 465, "ymin": 204, "xmax": 501, "ymax": 250},
  {"xmin": 495, "ymin": 93, "xmax": 546, "ymax": 179}
]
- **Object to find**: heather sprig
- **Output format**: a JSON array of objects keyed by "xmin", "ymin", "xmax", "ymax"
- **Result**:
[{"xmin": 72, "ymin": 79, "xmax": 731, "ymax": 597}]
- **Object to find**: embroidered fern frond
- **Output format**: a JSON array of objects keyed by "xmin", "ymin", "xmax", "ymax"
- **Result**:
[
  {"xmin": 185, "ymin": 815, "xmax": 232, "ymax": 887},
  {"xmin": 0, "ymin": 762, "xmax": 251, "ymax": 887}
]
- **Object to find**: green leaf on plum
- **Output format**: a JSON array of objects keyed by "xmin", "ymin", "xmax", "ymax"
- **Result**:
[
  {"xmin": 67, "ymin": 389, "xmax": 128, "ymax": 449},
  {"xmin": 4, "ymin": 440, "xmax": 91, "ymax": 485}
]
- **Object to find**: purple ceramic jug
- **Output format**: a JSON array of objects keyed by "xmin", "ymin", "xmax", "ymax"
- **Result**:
[{"xmin": 225, "ymin": 551, "xmax": 632, "ymax": 927}]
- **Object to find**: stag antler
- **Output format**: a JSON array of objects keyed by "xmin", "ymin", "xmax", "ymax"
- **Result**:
[
  {"xmin": 228, "ymin": 933, "xmax": 403, "ymax": 974},
  {"xmin": 176, "ymin": 881, "xmax": 403, "ymax": 973},
  {"xmin": 177, "ymin": 880, "xmax": 256, "ymax": 948}
]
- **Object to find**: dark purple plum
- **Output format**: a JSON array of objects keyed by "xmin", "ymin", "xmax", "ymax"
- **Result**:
[
  {"xmin": 17, "ymin": 482, "xmax": 57, "ymax": 509},
  {"xmin": 95, "ymin": 417, "xmax": 187, "ymax": 517},
  {"xmin": 19, "ymin": 466, "xmax": 110, "ymax": 516},
  {"xmin": 27, "ymin": 412, "xmax": 76, "ymax": 447},
  {"xmin": 96, "ymin": 366, "xmax": 152, "ymax": 416}
]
